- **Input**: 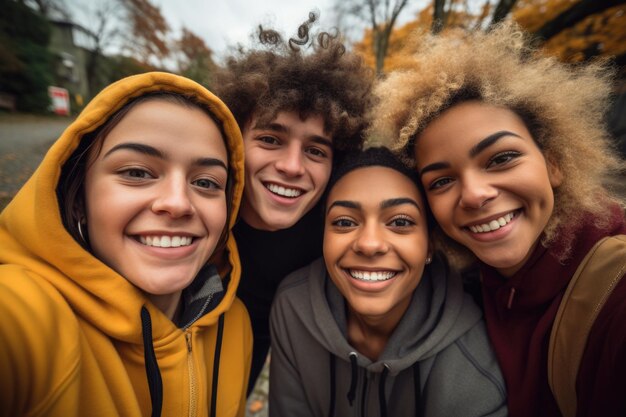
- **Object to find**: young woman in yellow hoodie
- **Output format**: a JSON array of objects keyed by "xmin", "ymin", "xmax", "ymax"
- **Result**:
[{"xmin": 0, "ymin": 72, "xmax": 251, "ymax": 417}]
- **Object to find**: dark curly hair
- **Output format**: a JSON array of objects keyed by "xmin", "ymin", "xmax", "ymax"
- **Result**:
[{"xmin": 213, "ymin": 12, "xmax": 374, "ymax": 153}]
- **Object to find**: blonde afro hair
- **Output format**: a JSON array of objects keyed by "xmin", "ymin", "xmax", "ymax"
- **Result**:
[{"xmin": 369, "ymin": 22, "xmax": 624, "ymax": 254}]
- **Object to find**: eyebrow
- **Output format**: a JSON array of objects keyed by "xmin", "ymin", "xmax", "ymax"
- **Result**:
[
  {"xmin": 327, "ymin": 197, "xmax": 420, "ymax": 214},
  {"xmin": 327, "ymin": 200, "xmax": 360, "ymax": 214},
  {"xmin": 254, "ymin": 121, "xmax": 333, "ymax": 149},
  {"xmin": 104, "ymin": 142, "xmax": 163, "ymax": 158},
  {"xmin": 103, "ymin": 142, "xmax": 227, "ymax": 170},
  {"xmin": 419, "ymin": 130, "xmax": 521, "ymax": 178},
  {"xmin": 469, "ymin": 130, "xmax": 521, "ymax": 157},
  {"xmin": 380, "ymin": 198, "xmax": 421, "ymax": 211}
]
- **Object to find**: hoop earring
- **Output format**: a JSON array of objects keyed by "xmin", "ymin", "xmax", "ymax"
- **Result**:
[{"xmin": 77, "ymin": 220, "xmax": 86, "ymax": 243}]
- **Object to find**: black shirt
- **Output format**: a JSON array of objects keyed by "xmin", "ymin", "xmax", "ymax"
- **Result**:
[{"xmin": 234, "ymin": 202, "xmax": 324, "ymax": 394}]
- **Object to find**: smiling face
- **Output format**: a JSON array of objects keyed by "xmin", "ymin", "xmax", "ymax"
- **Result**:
[
  {"xmin": 415, "ymin": 100, "xmax": 562, "ymax": 277},
  {"xmin": 240, "ymin": 111, "xmax": 333, "ymax": 231},
  {"xmin": 323, "ymin": 166, "xmax": 430, "ymax": 324},
  {"xmin": 83, "ymin": 99, "xmax": 228, "ymax": 311}
]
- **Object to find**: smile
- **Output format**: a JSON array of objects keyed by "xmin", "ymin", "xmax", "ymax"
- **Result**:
[
  {"xmin": 265, "ymin": 182, "xmax": 303, "ymax": 198},
  {"xmin": 138, "ymin": 235, "xmax": 194, "ymax": 248},
  {"xmin": 349, "ymin": 269, "xmax": 397, "ymax": 282},
  {"xmin": 467, "ymin": 210, "xmax": 518, "ymax": 233}
]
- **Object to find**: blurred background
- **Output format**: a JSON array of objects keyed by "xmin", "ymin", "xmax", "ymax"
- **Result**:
[{"xmin": 1, "ymin": 0, "xmax": 625, "ymax": 415}]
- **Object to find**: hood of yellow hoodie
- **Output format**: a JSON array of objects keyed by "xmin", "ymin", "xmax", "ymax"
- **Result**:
[{"xmin": 0, "ymin": 72, "xmax": 244, "ymax": 343}]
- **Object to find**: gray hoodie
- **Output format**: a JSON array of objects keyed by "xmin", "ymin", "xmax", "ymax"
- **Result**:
[{"xmin": 269, "ymin": 257, "xmax": 507, "ymax": 417}]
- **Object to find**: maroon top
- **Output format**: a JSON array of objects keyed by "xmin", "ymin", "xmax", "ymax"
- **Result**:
[{"xmin": 481, "ymin": 205, "xmax": 626, "ymax": 417}]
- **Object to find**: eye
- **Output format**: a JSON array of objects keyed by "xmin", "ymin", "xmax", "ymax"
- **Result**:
[
  {"xmin": 388, "ymin": 216, "xmax": 415, "ymax": 228},
  {"xmin": 331, "ymin": 217, "xmax": 357, "ymax": 228},
  {"xmin": 428, "ymin": 177, "xmax": 454, "ymax": 190},
  {"xmin": 258, "ymin": 135, "xmax": 280, "ymax": 146},
  {"xmin": 487, "ymin": 151, "xmax": 521, "ymax": 168},
  {"xmin": 120, "ymin": 168, "xmax": 153, "ymax": 180},
  {"xmin": 192, "ymin": 178, "xmax": 220, "ymax": 189},
  {"xmin": 306, "ymin": 147, "xmax": 328, "ymax": 158}
]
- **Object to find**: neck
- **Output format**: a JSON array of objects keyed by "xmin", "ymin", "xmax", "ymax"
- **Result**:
[
  {"xmin": 346, "ymin": 298, "xmax": 410, "ymax": 361},
  {"xmin": 147, "ymin": 291, "xmax": 182, "ymax": 321}
]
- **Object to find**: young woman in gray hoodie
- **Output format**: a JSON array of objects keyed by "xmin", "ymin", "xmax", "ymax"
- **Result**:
[{"xmin": 269, "ymin": 147, "xmax": 507, "ymax": 417}]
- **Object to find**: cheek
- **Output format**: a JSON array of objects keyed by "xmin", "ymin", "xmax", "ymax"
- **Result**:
[
  {"xmin": 426, "ymin": 196, "xmax": 453, "ymax": 227},
  {"xmin": 207, "ymin": 199, "xmax": 228, "ymax": 232},
  {"xmin": 311, "ymin": 162, "xmax": 332, "ymax": 187}
]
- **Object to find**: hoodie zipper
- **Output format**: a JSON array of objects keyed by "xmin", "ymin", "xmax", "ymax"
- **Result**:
[{"xmin": 186, "ymin": 331, "xmax": 197, "ymax": 417}]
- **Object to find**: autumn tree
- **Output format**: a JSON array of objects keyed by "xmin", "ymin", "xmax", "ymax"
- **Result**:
[
  {"xmin": 355, "ymin": 0, "xmax": 626, "ymax": 73},
  {"xmin": 120, "ymin": 0, "xmax": 170, "ymax": 64},
  {"xmin": 28, "ymin": 0, "xmax": 170, "ymax": 93},
  {"xmin": 335, "ymin": 0, "xmax": 412, "ymax": 75},
  {"xmin": 174, "ymin": 27, "xmax": 216, "ymax": 88}
]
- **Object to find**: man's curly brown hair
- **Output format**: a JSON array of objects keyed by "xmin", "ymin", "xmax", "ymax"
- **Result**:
[
  {"xmin": 369, "ymin": 22, "xmax": 624, "ymax": 260},
  {"xmin": 213, "ymin": 12, "xmax": 374, "ymax": 153}
]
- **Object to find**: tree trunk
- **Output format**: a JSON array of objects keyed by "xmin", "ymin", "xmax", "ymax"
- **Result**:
[
  {"xmin": 489, "ymin": 0, "xmax": 518, "ymax": 26},
  {"xmin": 534, "ymin": 0, "xmax": 623, "ymax": 40},
  {"xmin": 432, "ymin": 0, "xmax": 446, "ymax": 33}
]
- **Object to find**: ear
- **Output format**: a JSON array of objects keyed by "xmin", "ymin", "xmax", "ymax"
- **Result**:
[{"xmin": 546, "ymin": 156, "xmax": 563, "ymax": 188}]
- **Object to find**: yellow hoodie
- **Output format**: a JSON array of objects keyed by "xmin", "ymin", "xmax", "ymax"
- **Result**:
[{"xmin": 0, "ymin": 72, "xmax": 251, "ymax": 417}]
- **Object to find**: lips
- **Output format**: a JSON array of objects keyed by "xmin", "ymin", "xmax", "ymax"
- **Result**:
[
  {"xmin": 264, "ymin": 182, "xmax": 304, "ymax": 198},
  {"xmin": 466, "ymin": 210, "xmax": 519, "ymax": 233}
]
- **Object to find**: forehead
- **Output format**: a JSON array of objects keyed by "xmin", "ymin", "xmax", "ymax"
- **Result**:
[
  {"xmin": 419, "ymin": 101, "xmax": 528, "ymax": 143},
  {"xmin": 415, "ymin": 101, "xmax": 532, "ymax": 160},
  {"xmin": 328, "ymin": 166, "xmax": 423, "ymax": 206},
  {"xmin": 248, "ymin": 110, "xmax": 327, "ymax": 132},
  {"xmin": 106, "ymin": 99, "xmax": 222, "ymax": 141}
]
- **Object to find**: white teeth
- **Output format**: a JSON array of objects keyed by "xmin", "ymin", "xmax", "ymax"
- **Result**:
[
  {"xmin": 266, "ymin": 183, "xmax": 303, "ymax": 198},
  {"xmin": 349, "ymin": 270, "xmax": 396, "ymax": 282},
  {"xmin": 139, "ymin": 235, "xmax": 193, "ymax": 247},
  {"xmin": 469, "ymin": 211, "xmax": 516, "ymax": 233}
]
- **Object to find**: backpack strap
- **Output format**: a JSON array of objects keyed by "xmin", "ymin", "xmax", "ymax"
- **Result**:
[{"xmin": 548, "ymin": 234, "xmax": 626, "ymax": 417}]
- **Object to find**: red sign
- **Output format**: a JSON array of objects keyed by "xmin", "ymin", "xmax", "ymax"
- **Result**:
[{"xmin": 48, "ymin": 86, "xmax": 70, "ymax": 116}]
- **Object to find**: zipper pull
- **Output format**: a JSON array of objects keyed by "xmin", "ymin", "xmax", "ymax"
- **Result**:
[
  {"xmin": 185, "ymin": 332, "xmax": 192, "ymax": 353},
  {"xmin": 507, "ymin": 287, "xmax": 516, "ymax": 309}
]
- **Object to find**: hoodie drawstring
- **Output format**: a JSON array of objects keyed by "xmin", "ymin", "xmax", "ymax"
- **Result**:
[
  {"xmin": 328, "ymin": 353, "xmax": 337, "ymax": 417},
  {"xmin": 412, "ymin": 362, "xmax": 422, "ymax": 417},
  {"xmin": 328, "ymin": 353, "xmax": 422, "ymax": 416},
  {"xmin": 210, "ymin": 313, "xmax": 225, "ymax": 417},
  {"xmin": 347, "ymin": 352, "xmax": 358, "ymax": 406},
  {"xmin": 141, "ymin": 306, "xmax": 163, "ymax": 417},
  {"xmin": 379, "ymin": 364, "xmax": 390, "ymax": 417}
]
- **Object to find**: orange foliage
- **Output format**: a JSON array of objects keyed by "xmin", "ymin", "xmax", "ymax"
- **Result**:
[
  {"xmin": 354, "ymin": 0, "xmax": 626, "ymax": 74},
  {"xmin": 528, "ymin": 5, "xmax": 626, "ymax": 62},
  {"xmin": 122, "ymin": 0, "xmax": 170, "ymax": 62}
]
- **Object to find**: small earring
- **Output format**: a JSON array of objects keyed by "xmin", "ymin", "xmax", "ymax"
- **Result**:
[
  {"xmin": 425, "ymin": 257, "xmax": 432, "ymax": 265},
  {"xmin": 77, "ymin": 220, "xmax": 86, "ymax": 243}
]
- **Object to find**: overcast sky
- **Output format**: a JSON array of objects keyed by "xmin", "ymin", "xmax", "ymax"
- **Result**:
[
  {"xmin": 154, "ymin": 0, "xmax": 338, "ymax": 61},
  {"xmin": 64, "ymin": 0, "xmax": 426, "ymax": 64}
]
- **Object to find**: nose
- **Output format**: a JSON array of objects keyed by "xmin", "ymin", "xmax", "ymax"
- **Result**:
[
  {"xmin": 352, "ymin": 223, "xmax": 389, "ymax": 257},
  {"xmin": 151, "ymin": 175, "xmax": 194, "ymax": 218},
  {"xmin": 274, "ymin": 143, "xmax": 305, "ymax": 177},
  {"xmin": 458, "ymin": 173, "xmax": 498, "ymax": 210}
]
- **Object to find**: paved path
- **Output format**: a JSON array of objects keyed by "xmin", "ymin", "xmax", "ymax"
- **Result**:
[{"xmin": 0, "ymin": 114, "xmax": 73, "ymax": 208}]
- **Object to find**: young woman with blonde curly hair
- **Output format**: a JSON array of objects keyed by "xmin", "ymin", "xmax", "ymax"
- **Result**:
[{"xmin": 370, "ymin": 23, "xmax": 625, "ymax": 417}]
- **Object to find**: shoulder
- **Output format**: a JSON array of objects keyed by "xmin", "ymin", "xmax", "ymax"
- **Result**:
[
  {"xmin": 0, "ymin": 265, "xmax": 79, "ymax": 335},
  {"xmin": 275, "ymin": 257, "xmax": 325, "ymax": 298},
  {"xmin": 433, "ymin": 319, "xmax": 506, "ymax": 397},
  {"xmin": 270, "ymin": 258, "xmax": 325, "ymax": 325},
  {"xmin": 0, "ymin": 266, "xmax": 81, "ymax": 414},
  {"xmin": 425, "ymin": 320, "xmax": 507, "ymax": 415}
]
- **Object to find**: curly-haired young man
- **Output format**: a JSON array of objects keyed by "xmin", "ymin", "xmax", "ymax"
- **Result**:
[{"xmin": 213, "ymin": 12, "xmax": 374, "ymax": 393}]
